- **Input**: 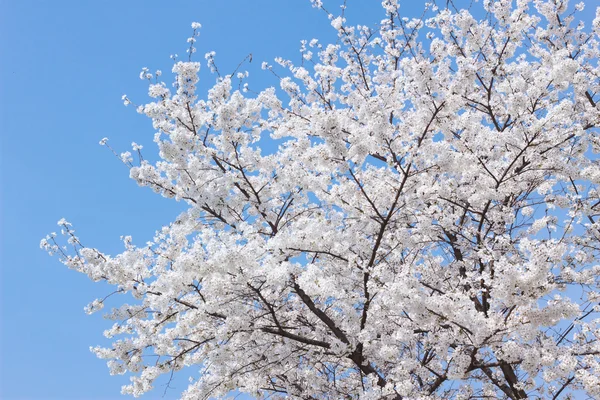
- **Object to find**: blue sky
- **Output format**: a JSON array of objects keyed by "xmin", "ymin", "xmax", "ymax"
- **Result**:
[
  {"xmin": 0, "ymin": 1, "xmax": 400, "ymax": 399},
  {"xmin": 2, "ymin": 1, "xmax": 597, "ymax": 399}
]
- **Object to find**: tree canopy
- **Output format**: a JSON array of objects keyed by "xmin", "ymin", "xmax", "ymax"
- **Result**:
[{"xmin": 43, "ymin": 0, "xmax": 600, "ymax": 398}]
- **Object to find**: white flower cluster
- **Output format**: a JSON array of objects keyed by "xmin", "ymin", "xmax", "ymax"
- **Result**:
[{"xmin": 44, "ymin": 1, "xmax": 600, "ymax": 399}]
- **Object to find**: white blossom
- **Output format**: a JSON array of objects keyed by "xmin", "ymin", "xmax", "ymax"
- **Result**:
[{"xmin": 44, "ymin": 1, "xmax": 600, "ymax": 399}]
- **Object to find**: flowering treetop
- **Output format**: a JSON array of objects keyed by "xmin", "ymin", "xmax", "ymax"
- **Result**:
[{"xmin": 43, "ymin": 0, "xmax": 600, "ymax": 398}]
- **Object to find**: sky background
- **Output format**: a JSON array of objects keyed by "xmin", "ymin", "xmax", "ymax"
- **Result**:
[
  {"xmin": 1, "ymin": 0, "xmax": 597, "ymax": 399},
  {"xmin": 0, "ymin": 1, "xmax": 413, "ymax": 399}
]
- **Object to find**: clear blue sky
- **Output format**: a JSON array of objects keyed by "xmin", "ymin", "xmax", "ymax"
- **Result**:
[
  {"xmin": 2, "ymin": 1, "xmax": 596, "ymax": 399},
  {"xmin": 0, "ymin": 1, "xmax": 402, "ymax": 399}
]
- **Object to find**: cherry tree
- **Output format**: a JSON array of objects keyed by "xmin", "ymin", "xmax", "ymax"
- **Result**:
[{"xmin": 42, "ymin": 0, "xmax": 600, "ymax": 398}]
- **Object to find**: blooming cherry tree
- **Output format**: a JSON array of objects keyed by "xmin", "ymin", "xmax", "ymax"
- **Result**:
[{"xmin": 43, "ymin": 0, "xmax": 600, "ymax": 398}]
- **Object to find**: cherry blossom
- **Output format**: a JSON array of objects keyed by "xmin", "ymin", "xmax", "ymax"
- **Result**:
[{"xmin": 43, "ymin": 1, "xmax": 600, "ymax": 398}]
